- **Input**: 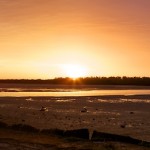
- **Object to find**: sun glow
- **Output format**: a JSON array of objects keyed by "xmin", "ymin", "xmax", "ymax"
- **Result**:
[{"xmin": 61, "ymin": 64, "xmax": 87, "ymax": 79}]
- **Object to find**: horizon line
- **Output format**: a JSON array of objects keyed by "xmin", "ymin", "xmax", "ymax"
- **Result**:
[{"xmin": 0, "ymin": 76, "xmax": 150, "ymax": 80}]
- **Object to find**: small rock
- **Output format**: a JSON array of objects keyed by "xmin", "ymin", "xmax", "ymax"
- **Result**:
[
  {"xmin": 40, "ymin": 106, "xmax": 48, "ymax": 112},
  {"xmin": 127, "ymin": 124, "xmax": 133, "ymax": 128},
  {"xmin": 26, "ymin": 98, "xmax": 33, "ymax": 101},
  {"xmin": 81, "ymin": 107, "xmax": 87, "ymax": 113},
  {"xmin": 120, "ymin": 123, "xmax": 127, "ymax": 128},
  {"xmin": 130, "ymin": 111, "xmax": 134, "ymax": 114}
]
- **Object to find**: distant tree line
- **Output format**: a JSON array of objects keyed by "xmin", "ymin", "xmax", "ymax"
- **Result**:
[{"xmin": 0, "ymin": 76, "xmax": 150, "ymax": 86}]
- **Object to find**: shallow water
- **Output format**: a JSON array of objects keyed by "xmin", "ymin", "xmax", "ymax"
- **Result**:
[{"xmin": 0, "ymin": 89, "xmax": 150, "ymax": 97}]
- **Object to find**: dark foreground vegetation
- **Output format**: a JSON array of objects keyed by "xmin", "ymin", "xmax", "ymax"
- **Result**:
[
  {"xmin": 0, "ymin": 121, "xmax": 150, "ymax": 150},
  {"xmin": 0, "ymin": 76, "xmax": 150, "ymax": 86}
]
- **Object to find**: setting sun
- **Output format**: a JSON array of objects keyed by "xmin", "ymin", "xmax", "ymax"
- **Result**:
[
  {"xmin": 0, "ymin": 0, "xmax": 150, "ymax": 79},
  {"xmin": 61, "ymin": 64, "xmax": 87, "ymax": 79}
]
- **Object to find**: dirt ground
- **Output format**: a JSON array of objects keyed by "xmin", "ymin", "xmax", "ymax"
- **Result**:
[{"xmin": 0, "ymin": 95, "xmax": 150, "ymax": 142}]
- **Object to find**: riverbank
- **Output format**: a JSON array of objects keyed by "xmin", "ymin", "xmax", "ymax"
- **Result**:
[
  {"xmin": 1, "ymin": 84, "xmax": 150, "ymax": 92},
  {"xmin": 0, "ymin": 95, "xmax": 150, "ymax": 142}
]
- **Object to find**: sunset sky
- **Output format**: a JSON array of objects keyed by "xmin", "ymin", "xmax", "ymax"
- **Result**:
[{"xmin": 0, "ymin": 0, "xmax": 150, "ymax": 79}]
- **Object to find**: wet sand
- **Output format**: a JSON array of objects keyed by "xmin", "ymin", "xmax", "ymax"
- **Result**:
[{"xmin": 0, "ymin": 95, "xmax": 150, "ymax": 142}]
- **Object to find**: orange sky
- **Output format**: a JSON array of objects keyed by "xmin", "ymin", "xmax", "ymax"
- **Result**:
[{"xmin": 0, "ymin": 0, "xmax": 150, "ymax": 79}]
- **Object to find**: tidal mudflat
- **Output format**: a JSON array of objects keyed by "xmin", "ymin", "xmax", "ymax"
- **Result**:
[{"xmin": 0, "ymin": 94, "xmax": 150, "ymax": 149}]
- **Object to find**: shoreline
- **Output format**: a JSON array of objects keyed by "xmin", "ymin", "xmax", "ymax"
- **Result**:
[
  {"xmin": 1, "ymin": 84, "xmax": 150, "ymax": 90},
  {"xmin": 0, "ymin": 94, "xmax": 150, "ymax": 99},
  {"xmin": 0, "ymin": 95, "xmax": 150, "ymax": 149},
  {"xmin": 0, "ymin": 95, "xmax": 150, "ymax": 141}
]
